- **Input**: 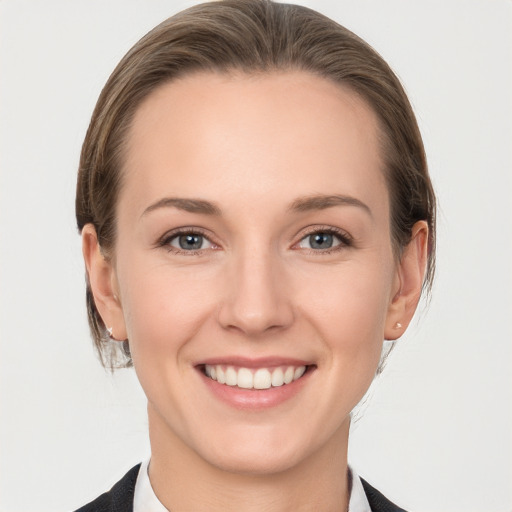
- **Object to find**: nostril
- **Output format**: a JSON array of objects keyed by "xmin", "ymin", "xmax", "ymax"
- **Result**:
[{"xmin": 217, "ymin": 301, "xmax": 295, "ymax": 336}]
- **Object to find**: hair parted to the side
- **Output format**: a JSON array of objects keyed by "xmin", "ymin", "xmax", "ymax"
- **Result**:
[{"xmin": 76, "ymin": 0, "xmax": 436, "ymax": 369}]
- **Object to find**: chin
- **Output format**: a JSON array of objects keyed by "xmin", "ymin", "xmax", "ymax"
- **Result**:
[
  {"xmin": 194, "ymin": 425, "xmax": 320, "ymax": 476},
  {"xmin": 206, "ymin": 445, "xmax": 304, "ymax": 476}
]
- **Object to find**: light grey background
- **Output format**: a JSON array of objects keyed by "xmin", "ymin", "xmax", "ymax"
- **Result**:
[{"xmin": 1, "ymin": 1, "xmax": 511, "ymax": 511}]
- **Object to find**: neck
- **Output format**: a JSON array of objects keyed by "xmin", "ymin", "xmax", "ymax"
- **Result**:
[{"xmin": 147, "ymin": 404, "xmax": 351, "ymax": 512}]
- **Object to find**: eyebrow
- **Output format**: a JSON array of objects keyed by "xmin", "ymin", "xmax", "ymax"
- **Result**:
[
  {"xmin": 288, "ymin": 194, "xmax": 372, "ymax": 217},
  {"xmin": 141, "ymin": 194, "xmax": 371, "ymax": 219},
  {"xmin": 141, "ymin": 197, "xmax": 222, "ymax": 218}
]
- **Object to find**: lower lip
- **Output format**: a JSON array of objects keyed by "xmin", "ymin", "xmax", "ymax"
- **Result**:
[{"xmin": 199, "ymin": 368, "xmax": 313, "ymax": 410}]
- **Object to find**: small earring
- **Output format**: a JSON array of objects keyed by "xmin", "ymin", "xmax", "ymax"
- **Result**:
[
  {"xmin": 394, "ymin": 322, "xmax": 402, "ymax": 329},
  {"xmin": 107, "ymin": 326, "xmax": 128, "ymax": 343}
]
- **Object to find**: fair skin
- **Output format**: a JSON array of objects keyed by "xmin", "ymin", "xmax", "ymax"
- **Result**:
[{"xmin": 83, "ymin": 71, "xmax": 427, "ymax": 512}]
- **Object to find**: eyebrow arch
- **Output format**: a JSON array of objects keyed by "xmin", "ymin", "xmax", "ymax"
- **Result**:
[
  {"xmin": 141, "ymin": 197, "xmax": 222, "ymax": 218},
  {"xmin": 289, "ymin": 194, "xmax": 372, "ymax": 217}
]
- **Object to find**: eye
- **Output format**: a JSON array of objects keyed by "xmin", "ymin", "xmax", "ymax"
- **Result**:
[
  {"xmin": 163, "ymin": 231, "xmax": 215, "ymax": 252},
  {"xmin": 296, "ymin": 228, "xmax": 351, "ymax": 252}
]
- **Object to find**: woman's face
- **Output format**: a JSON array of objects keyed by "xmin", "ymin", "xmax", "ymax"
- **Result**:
[{"xmin": 99, "ymin": 71, "xmax": 413, "ymax": 474}]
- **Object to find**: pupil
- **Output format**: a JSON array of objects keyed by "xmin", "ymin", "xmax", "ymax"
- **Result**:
[
  {"xmin": 179, "ymin": 234, "xmax": 202, "ymax": 250},
  {"xmin": 310, "ymin": 233, "xmax": 333, "ymax": 249}
]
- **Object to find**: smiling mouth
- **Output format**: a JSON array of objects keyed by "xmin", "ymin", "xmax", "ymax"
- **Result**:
[{"xmin": 202, "ymin": 364, "xmax": 311, "ymax": 390}]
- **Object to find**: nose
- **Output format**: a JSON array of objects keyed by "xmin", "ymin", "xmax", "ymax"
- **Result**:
[{"xmin": 217, "ymin": 247, "xmax": 294, "ymax": 337}]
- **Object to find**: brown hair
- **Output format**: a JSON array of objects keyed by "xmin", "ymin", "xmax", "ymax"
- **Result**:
[{"xmin": 76, "ymin": 0, "xmax": 436, "ymax": 368}]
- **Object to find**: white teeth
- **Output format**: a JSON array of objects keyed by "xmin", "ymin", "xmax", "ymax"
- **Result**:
[
  {"xmin": 225, "ymin": 366, "xmax": 237, "ymax": 386},
  {"xmin": 217, "ymin": 366, "xmax": 226, "ymax": 384},
  {"xmin": 271, "ymin": 367, "xmax": 284, "ymax": 387},
  {"xmin": 253, "ymin": 368, "xmax": 272, "ymax": 389},
  {"xmin": 204, "ymin": 364, "xmax": 307, "ymax": 390},
  {"xmin": 294, "ymin": 366, "xmax": 306, "ymax": 380},
  {"xmin": 237, "ymin": 368, "xmax": 253, "ymax": 389},
  {"xmin": 283, "ymin": 366, "xmax": 294, "ymax": 384}
]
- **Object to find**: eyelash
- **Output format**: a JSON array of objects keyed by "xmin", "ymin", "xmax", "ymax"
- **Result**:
[
  {"xmin": 294, "ymin": 226, "xmax": 353, "ymax": 255},
  {"xmin": 157, "ymin": 227, "xmax": 217, "ymax": 255},
  {"xmin": 157, "ymin": 226, "xmax": 353, "ymax": 255}
]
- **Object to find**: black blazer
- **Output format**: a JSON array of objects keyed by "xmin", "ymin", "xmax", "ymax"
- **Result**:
[{"xmin": 74, "ymin": 464, "xmax": 407, "ymax": 512}]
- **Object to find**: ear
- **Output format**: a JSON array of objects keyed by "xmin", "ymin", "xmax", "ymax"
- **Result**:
[
  {"xmin": 385, "ymin": 221, "xmax": 429, "ymax": 340},
  {"xmin": 82, "ymin": 224, "xmax": 127, "ymax": 342}
]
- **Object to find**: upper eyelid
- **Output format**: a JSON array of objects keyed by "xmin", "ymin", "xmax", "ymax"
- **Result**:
[
  {"xmin": 157, "ymin": 227, "xmax": 217, "ymax": 247},
  {"xmin": 292, "ymin": 227, "xmax": 354, "ymax": 253},
  {"xmin": 295, "ymin": 225, "xmax": 353, "ymax": 242},
  {"xmin": 156, "ymin": 224, "xmax": 353, "ymax": 249}
]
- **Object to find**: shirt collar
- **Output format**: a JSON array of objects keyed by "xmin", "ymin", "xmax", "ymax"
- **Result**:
[{"xmin": 133, "ymin": 459, "xmax": 167, "ymax": 512}]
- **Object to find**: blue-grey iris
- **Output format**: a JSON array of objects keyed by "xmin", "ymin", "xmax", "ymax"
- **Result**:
[
  {"xmin": 179, "ymin": 234, "xmax": 203, "ymax": 250},
  {"xmin": 309, "ymin": 233, "xmax": 333, "ymax": 249}
]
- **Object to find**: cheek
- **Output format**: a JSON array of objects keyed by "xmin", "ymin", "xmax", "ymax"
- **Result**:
[
  {"xmin": 116, "ymin": 257, "xmax": 220, "ymax": 362},
  {"xmin": 302, "ymin": 257, "xmax": 393, "ymax": 323},
  {"xmin": 297, "ymin": 258, "xmax": 394, "ymax": 366}
]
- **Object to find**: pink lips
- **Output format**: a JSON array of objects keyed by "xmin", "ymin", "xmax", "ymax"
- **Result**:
[
  {"xmin": 199, "ymin": 356, "xmax": 312, "ymax": 368},
  {"xmin": 196, "ymin": 356, "xmax": 315, "ymax": 410}
]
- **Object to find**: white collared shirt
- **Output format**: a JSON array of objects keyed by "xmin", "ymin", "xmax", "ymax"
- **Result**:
[{"xmin": 134, "ymin": 458, "xmax": 371, "ymax": 512}]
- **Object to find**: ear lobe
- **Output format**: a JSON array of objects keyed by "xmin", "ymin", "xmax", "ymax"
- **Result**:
[
  {"xmin": 81, "ymin": 224, "xmax": 127, "ymax": 341},
  {"xmin": 385, "ymin": 221, "xmax": 429, "ymax": 340}
]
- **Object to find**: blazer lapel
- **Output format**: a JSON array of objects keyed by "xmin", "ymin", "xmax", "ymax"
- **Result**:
[
  {"xmin": 360, "ymin": 478, "xmax": 407, "ymax": 512},
  {"xmin": 74, "ymin": 464, "xmax": 141, "ymax": 512}
]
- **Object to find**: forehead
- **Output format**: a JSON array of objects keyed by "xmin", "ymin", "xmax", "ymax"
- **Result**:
[{"xmin": 122, "ymin": 70, "xmax": 388, "ymax": 219}]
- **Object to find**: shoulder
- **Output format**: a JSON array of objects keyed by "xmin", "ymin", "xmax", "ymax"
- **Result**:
[
  {"xmin": 73, "ymin": 464, "xmax": 141, "ymax": 512},
  {"xmin": 361, "ymin": 478, "xmax": 408, "ymax": 512}
]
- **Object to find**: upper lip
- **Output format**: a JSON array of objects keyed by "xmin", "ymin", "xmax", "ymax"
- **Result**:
[{"xmin": 195, "ymin": 356, "xmax": 314, "ymax": 369}]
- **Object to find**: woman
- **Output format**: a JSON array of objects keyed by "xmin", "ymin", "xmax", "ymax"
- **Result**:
[{"xmin": 75, "ymin": 0, "xmax": 435, "ymax": 510}]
